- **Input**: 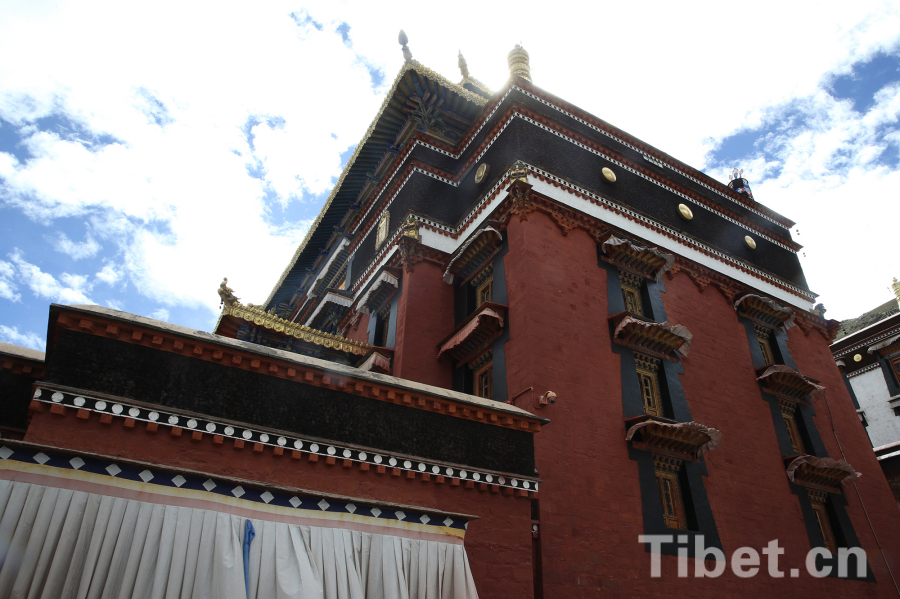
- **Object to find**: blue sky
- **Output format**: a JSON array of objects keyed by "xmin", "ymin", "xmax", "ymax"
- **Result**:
[{"xmin": 2, "ymin": 1, "xmax": 900, "ymax": 351}]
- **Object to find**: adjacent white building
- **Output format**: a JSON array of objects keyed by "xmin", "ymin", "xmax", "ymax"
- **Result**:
[{"xmin": 831, "ymin": 279, "xmax": 900, "ymax": 505}]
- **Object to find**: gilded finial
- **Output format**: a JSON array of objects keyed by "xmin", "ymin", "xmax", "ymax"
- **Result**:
[
  {"xmin": 218, "ymin": 277, "xmax": 240, "ymax": 308},
  {"xmin": 458, "ymin": 50, "xmax": 470, "ymax": 80},
  {"xmin": 507, "ymin": 44, "xmax": 531, "ymax": 82},
  {"xmin": 399, "ymin": 30, "xmax": 412, "ymax": 63}
]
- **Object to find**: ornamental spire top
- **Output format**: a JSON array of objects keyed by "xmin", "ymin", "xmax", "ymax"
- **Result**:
[
  {"xmin": 398, "ymin": 30, "xmax": 412, "ymax": 63},
  {"xmin": 458, "ymin": 50, "xmax": 470, "ymax": 80},
  {"xmin": 507, "ymin": 44, "xmax": 532, "ymax": 82}
]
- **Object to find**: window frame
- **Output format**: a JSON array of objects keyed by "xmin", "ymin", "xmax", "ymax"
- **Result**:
[
  {"xmin": 654, "ymin": 455, "xmax": 688, "ymax": 530},
  {"xmin": 779, "ymin": 400, "xmax": 806, "ymax": 454},
  {"xmin": 635, "ymin": 356, "xmax": 664, "ymax": 417},
  {"xmin": 473, "ymin": 354, "xmax": 493, "ymax": 400},
  {"xmin": 619, "ymin": 270, "xmax": 646, "ymax": 317}
]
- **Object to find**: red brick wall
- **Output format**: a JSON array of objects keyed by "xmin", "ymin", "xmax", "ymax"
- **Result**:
[
  {"xmin": 392, "ymin": 261, "xmax": 454, "ymax": 389},
  {"xmin": 344, "ymin": 312, "xmax": 370, "ymax": 345},
  {"xmin": 25, "ymin": 412, "xmax": 534, "ymax": 599},
  {"xmin": 788, "ymin": 322, "xmax": 900, "ymax": 577},
  {"xmin": 500, "ymin": 210, "xmax": 900, "ymax": 597}
]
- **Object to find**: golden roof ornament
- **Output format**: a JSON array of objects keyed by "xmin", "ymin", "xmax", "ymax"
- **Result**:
[
  {"xmin": 398, "ymin": 30, "xmax": 412, "ymax": 63},
  {"xmin": 458, "ymin": 51, "xmax": 470, "ymax": 80},
  {"xmin": 218, "ymin": 278, "xmax": 239, "ymax": 308},
  {"xmin": 507, "ymin": 44, "xmax": 531, "ymax": 82},
  {"xmin": 401, "ymin": 213, "xmax": 421, "ymax": 242},
  {"xmin": 510, "ymin": 161, "xmax": 528, "ymax": 183}
]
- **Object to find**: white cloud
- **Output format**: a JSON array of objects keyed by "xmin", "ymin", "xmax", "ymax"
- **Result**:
[
  {"xmin": 703, "ymin": 77, "xmax": 900, "ymax": 319},
  {"xmin": 0, "ymin": 325, "xmax": 46, "ymax": 351},
  {"xmin": 8, "ymin": 249, "xmax": 93, "ymax": 304},
  {"xmin": 95, "ymin": 262, "xmax": 123, "ymax": 286},
  {"xmin": 48, "ymin": 231, "xmax": 101, "ymax": 260},
  {"xmin": 105, "ymin": 299, "xmax": 124, "ymax": 311},
  {"xmin": 150, "ymin": 307, "xmax": 170, "ymax": 322},
  {"xmin": 0, "ymin": 0, "xmax": 898, "ymax": 326},
  {"xmin": 0, "ymin": 260, "xmax": 20, "ymax": 302}
]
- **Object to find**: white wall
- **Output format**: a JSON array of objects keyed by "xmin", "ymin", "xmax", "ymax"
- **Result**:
[{"xmin": 850, "ymin": 368, "xmax": 900, "ymax": 448}]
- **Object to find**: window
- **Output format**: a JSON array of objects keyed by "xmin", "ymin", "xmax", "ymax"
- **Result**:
[
  {"xmin": 809, "ymin": 490, "xmax": 838, "ymax": 553},
  {"xmin": 619, "ymin": 271, "xmax": 645, "ymax": 317},
  {"xmin": 654, "ymin": 455, "xmax": 687, "ymax": 529},
  {"xmin": 635, "ymin": 355, "xmax": 663, "ymax": 417},
  {"xmin": 473, "ymin": 266, "xmax": 494, "ymax": 308},
  {"xmin": 373, "ymin": 311, "xmax": 390, "ymax": 347},
  {"xmin": 755, "ymin": 325, "xmax": 776, "ymax": 366},
  {"xmin": 472, "ymin": 351, "xmax": 493, "ymax": 400},
  {"xmin": 780, "ymin": 400, "xmax": 806, "ymax": 454},
  {"xmin": 892, "ymin": 355, "xmax": 900, "ymax": 385},
  {"xmin": 376, "ymin": 211, "xmax": 390, "ymax": 247}
]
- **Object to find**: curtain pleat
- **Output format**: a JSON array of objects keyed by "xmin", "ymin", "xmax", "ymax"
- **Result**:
[{"xmin": 0, "ymin": 480, "xmax": 478, "ymax": 599}]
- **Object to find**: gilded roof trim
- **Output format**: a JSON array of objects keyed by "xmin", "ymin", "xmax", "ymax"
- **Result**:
[
  {"xmin": 223, "ymin": 303, "xmax": 372, "ymax": 356},
  {"xmin": 263, "ymin": 61, "xmax": 489, "ymax": 307}
]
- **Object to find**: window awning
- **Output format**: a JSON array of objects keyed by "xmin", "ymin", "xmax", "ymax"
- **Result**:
[
  {"xmin": 437, "ymin": 304, "xmax": 506, "ymax": 365},
  {"xmin": 785, "ymin": 455, "xmax": 861, "ymax": 492},
  {"xmin": 611, "ymin": 314, "xmax": 692, "ymax": 360},
  {"xmin": 625, "ymin": 416, "xmax": 722, "ymax": 462},
  {"xmin": 757, "ymin": 365, "xmax": 825, "ymax": 403},
  {"xmin": 734, "ymin": 293, "xmax": 796, "ymax": 330},
  {"xmin": 600, "ymin": 235, "xmax": 674, "ymax": 281},
  {"xmin": 443, "ymin": 227, "xmax": 503, "ymax": 284},
  {"xmin": 358, "ymin": 271, "xmax": 399, "ymax": 315},
  {"xmin": 304, "ymin": 291, "xmax": 355, "ymax": 327},
  {"xmin": 358, "ymin": 350, "xmax": 393, "ymax": 374},
  {"xmin": 868, "ymin": 333, "xmax": 900, "ymax": 355}
]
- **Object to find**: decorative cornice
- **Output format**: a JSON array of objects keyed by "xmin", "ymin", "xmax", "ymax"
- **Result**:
[
  {"xmin": 28, "ymin": 385, "xmax": 540, "ymax": 498},
  {"xmin": 834, "ymin": 324, "xmax": 900, "ymax": 359},
  {"xmin": 349, "ymin": 106, "xmax": 800, "ymax": 263},
  {"xmin": 51, "ymin": 307, "xmax": 546, "ymax": 432},
  {"xmin": 846, "ymin": 362, "xmax": 880, "ymax": 378},
  {"xmin": 223, "ymin": 302, "xmax": 371, "ymax": 356},
  {"xmin": 0, "ymin": 351, "xmax": 45, "ymax": 379}
]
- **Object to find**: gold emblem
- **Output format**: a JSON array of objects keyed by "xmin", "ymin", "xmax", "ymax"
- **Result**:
[
  {"xmin": 677, "ymin": 204, "xmax": 693, "ymax": 220},
  {"xmin": 744, "ymin": 235, "xmax": 757, "ymax": 249},
  {"xmin": 475, "ymin": 163, "xmax": 490, "ymax": 184},
  {"xmin": 602, "ymin": 167, "xmax": 616, "ymax": 183},
  {"xmin": 376, "ymin": 212, "xmax": 390, "ymax": 247},
  {"xmin": 509, "ymin": 162, "xmax": 528, "ymax": 183},
  {"xmin": 853, "ymin": 354, "xmax": 862, "ymax": 362}
]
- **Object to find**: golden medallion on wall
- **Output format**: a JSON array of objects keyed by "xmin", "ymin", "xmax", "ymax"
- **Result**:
[{"xmin": 475, "ymin": 163, "xmax": 490, "ymax": 184}]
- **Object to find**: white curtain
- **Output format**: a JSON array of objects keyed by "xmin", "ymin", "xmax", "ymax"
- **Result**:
[{"xmin": 0, "ymin": 480, "xmax": 478, "ymax": 599}]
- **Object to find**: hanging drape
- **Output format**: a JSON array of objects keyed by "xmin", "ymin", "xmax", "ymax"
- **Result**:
[{"xmin": 0, "ymin": 480, "xmax": 479, "ymax": 599}]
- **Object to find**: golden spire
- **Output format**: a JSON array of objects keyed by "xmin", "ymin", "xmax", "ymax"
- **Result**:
[
  {"xmin": 458, "ymin": 50, "xmax": 470, "ymax": 80},
  {"xmin": 398, "ymin": 30, "xmax": 412, "ymax": 63},
  {"xmin": 507, "ymin": 43, "xmax": 531, "ymax": 82}
]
